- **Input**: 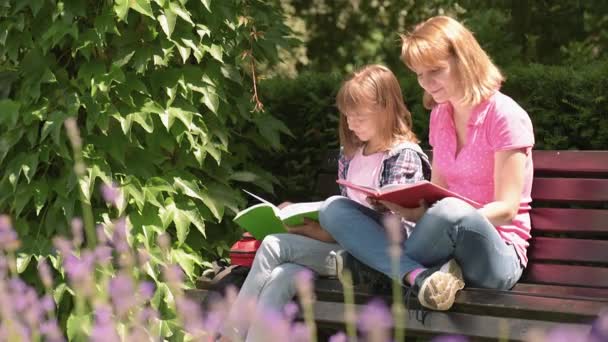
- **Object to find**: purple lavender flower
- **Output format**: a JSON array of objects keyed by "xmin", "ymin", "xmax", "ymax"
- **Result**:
[
  {"xmin": 176, "ymin": 296, "xmax": 204, "ymax": 335},
  {"xmin": 90, "ymin": 304, "xmax": 120, "ymax": 342},
  {"xmin": 109, "ymin": 273, "xmax": 136, "ymax": 317},
  {"xmin": 37, "ymin": 258, "xmax": 53, "ymax": 288},
  {"xmin": 52, "ymin": 236, "xmax": 73, "ymax": 256},
  {"xmin": 61, "ymin": 250, "xmax": 96, "ymax": 298},
  {"xmin": 295, "ymin": 268, "xmax": 315, "ymax": 297},
  {"xmin": 101, "ymin": 182, "xmax": 121, "ymax": 206},
  {"xmin": 283, "ymin": 301, "xmax": 300, "ymax": 322},
  {"xmin": 383, "ymin": 213, "xmax": 403, "ymax": 245},
  {"xmin": 358, "ymin": 299, "xmax": 393, "ymax": 335},
  {"xmin": 157, "ymin": 233, "xmax": 171, "ymax": 250},
  {"xmin": 94, "ymin": 245, "xmax": 113, "ymax": 266},
  {"xmin": 96, "ymin": 225, "xmax": 108, "ymax": 244},
  {"xmin": 70, "ymin": 218, "xmax": 83, "ymax": 248},
  {"xmin": 290, "ymin": 322, "xmax": 311, "ymax": 342},
  {"xmin": 589, "ymin": 311, "xmax": 608, "ymax": 342},
  {"xmin": 111, "ymin": 218, "xmax": 129, "ymax": 253},
  {"xmin": 138, "ymin": 281, "xmax": 155, "ymax": 302},
  {"xmin": 0, "ymin": 215, "xmax": 20, "ymax": 251},
  {"xmin": 163, "ymin": 265, "xmax": 184, "ymax": 287},
  {"xmin": 39, "ymin": 319, "xmax": 65, "ymax": 342},
  {"xmin": 328, "ymin": 331, "xmax": 348, "ymax": 342}
]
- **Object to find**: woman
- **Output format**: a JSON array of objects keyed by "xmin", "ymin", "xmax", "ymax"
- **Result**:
[{"xmin": 320, "ymin": 16, "xmax": 535, "ymax": 311}]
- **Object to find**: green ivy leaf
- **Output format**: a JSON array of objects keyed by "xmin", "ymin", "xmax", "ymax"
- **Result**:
[
  {"xmin": 171, "ymin": 248, "xmax": 203, "ymax": 280},
  {"xmin": 229, "ymin": 171, "xmax": 259, "ymax": 182},
  {"xmin": 169, "ymin": 2, "xmax": 194, "ymax": 25},
  {"xmin": 206, "ymin": 44, "xmax": 223, "ymax": 62},
  {"xmin": 157, "ymin": 9, "xmax": 177, "ymax": 38},
  {"xmin": 0, "ymin": 99, "xmax": 20, "ymax": 128},
  {"xmin": 130, "ymin": 0, "xmax": 154, "ymax": 19},
  {"xmin": 113, "ymin": 0, "xmax": 129, "ymax": 21},
  {"xmin": 200, "ymin": 0, "xmax": 211, "ymax": 12},
  {"xmin": 16, "ymin": 253, "xmax": 32, "ymax": 273}
]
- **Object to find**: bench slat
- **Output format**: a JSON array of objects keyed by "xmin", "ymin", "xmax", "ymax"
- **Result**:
[
  {"xmin": 531, "ymin": 208, "xmax": 608, "ymax": 235},
  {"xmin": 314, "ymin": 278, "xmax": 605, "ymax": 323},
  {"xmin": 532, "ymin": 178, "xmax": 608, "ymax": 202},
  {"xmin": 313, "ymin": 301, "xmax": 592, "ymax": 341},
  {"xmin": 512, "ymin": 283, "xmax": 608, "ymax": 301},
  {"xmin": 522, "ymin": 263, "xmax": 608, "ymax": 288},
  {"xmin": 532, "ymin": 150, "xmax": 608, "ymax": 174},
  {"xmin": 528, "ymin": 237, "xmax": 608, "ymax": 264}
]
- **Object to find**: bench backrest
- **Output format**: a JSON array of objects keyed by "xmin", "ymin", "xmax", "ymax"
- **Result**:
[{"xmin": 313, "ymin": 150, "xmax": 608, "ymax": 292}]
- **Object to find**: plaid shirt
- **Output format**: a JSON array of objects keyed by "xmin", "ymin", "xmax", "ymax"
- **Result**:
[{"xmin": 338, "ymin": 141, "xmax": 431, "ymax": 197}]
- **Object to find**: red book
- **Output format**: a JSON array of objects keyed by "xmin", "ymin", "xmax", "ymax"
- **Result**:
[{"xmin": 336, "ymin": 179, "xmax": 481, "ymax": 208}]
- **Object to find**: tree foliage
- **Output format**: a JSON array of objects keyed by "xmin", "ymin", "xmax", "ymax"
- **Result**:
[
  {"xmin": 0, "ymin": 0, "xmax": 294, "ymax": 330},
  {"xmin": 283, "ymin": 0, "xmax": 608, "ymax": 74}
]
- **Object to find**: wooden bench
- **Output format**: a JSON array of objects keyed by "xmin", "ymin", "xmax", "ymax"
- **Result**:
[{"xmin": 309, "ymin": 150, "xmax": 608, "ymax": 341}]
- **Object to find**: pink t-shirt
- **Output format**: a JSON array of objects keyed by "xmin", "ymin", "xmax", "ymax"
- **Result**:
[
  {"xmin": 429, "ymin": 91, "xmax": 535, "ymax": 266},
  {"xmin": 346, "ymin": 148, "xmax": 386, "ymax": 208}
]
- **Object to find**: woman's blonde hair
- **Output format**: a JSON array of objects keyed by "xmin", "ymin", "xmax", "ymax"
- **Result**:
[
  {"xmin": 337, "ymin": 64, "xmax": 418, "ymax": 157},
  {"xmin": 400, "ymin": 16, "xmax": 504, "ymax": 109}
]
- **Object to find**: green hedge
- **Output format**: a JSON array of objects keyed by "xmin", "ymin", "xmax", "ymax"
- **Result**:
[{"xmin": 260, "ymin": 61, "xmax": 608, "ymax": 201}]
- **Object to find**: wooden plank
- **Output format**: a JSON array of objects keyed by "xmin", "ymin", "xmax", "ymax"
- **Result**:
[
  {"xmin": 314, "ymin": 279, "xmax": 605, "ymax": 323},
  {"xmin": 532, "ymin": 150, "xmax": 608, "ymax": 174},
  {"xmin": 522, "ymin": 264, "xmax": 608, "ymax": 288},
  {"xmin": 528, "ymin": 237, "xmax": 608, "ymax": 264},
  {"xmin": 531, "ymin": 208, "xmax": 608, "ymax": 235},
  {"xmin": 532, "ymin": 178, "xmax": 608, "ymax": 202},
  {"xmin": 512, "ymin": 283, "xmax": 608, "ymax": 301},
  {"xmin": 312, "ymin": 301, "xmax": 592, "ymax": 342}
]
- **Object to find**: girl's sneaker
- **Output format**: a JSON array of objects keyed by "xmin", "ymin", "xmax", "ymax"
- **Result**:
[{"xmin": 415, "ymin": 259, "xmax": 465, "ymax": 311}]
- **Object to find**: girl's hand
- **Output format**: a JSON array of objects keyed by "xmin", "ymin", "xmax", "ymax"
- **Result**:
[
  {"xmin": 366, "ymin": 197, "xmax": 390, "ymax": 213},
  {"xmin": 278, "ymin": 201, "xmax": 293, "ymax": 209},
  {"xmin": 286, "ymin": 218, "xmax": 336, "ymax": 243},
  {"xmin": 378, "ymin": 200, "xmax": 428, "ymax": 223}
]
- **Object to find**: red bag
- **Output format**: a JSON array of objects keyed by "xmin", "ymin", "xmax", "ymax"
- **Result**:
[{"xmin": 229, "ymin": 232, "xmax": 261, "ymax": 267}]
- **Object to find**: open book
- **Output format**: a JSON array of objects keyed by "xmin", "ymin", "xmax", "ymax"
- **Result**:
[
  {"xmin": 233, "ymin": 190, "xmax": 323, "ymax": 240},
  {"xmin": 337, "ymin": 179, "xmax": 481, "ymax": 208}
]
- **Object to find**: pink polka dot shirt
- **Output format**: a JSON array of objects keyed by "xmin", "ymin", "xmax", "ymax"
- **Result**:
[{"xmin": 429, "ymin": 91, "xmax": 535, "ymax": 266}]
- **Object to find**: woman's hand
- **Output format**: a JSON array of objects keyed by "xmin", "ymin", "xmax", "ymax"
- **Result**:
[
  {"xmin": 378, "ymin": 200, "xmax": 428, "ymax": 223},
  {"xmin": 286, "ymin": 218, "xmax": 336, "ymax": 243}
]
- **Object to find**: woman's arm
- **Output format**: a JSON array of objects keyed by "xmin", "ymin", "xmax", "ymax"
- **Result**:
[
  {"xmin": 478, "ymin": 149, "xmax": 527, "ymax": 226},
  {"xmin": 430, "ymin": 158, "xmax": 448, "ymax": 188}
]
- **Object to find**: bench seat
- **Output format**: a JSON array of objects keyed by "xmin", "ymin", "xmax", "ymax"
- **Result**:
[{"xmin": 308, "ymin": 150, "xmax": 608, "ymax": 340}]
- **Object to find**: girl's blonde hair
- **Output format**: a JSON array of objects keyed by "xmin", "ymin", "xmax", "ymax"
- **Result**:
[
  {"xmin": 337, "ymin": 64, "xmax": 418, "ymax": 157},
  {"xmin": 400, "ymin": 16, "xmax": 504, "ymax": 109}
]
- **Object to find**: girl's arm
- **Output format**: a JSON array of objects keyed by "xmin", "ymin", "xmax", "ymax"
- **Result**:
[
  {"xmin": 287, "ymin": 219, "xmax": 336, "ymax": 243},
  {"xmin": 478, "ymin": 149, "xmax": 527, "ymax": 226}
]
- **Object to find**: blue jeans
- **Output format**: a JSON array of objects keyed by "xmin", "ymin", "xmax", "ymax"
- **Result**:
[{"xmin": 319, "ymin": 196, "xmax": 523, "ymax": 290}]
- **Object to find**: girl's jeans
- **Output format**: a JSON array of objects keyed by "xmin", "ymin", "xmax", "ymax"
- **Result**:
[
  {"xmin": 319, "ymin": 196, "xmax": 523, "ymax": 290},
  {"xmin": 224, "ymin": 233, "xmax": 340, "ymax": 341}
]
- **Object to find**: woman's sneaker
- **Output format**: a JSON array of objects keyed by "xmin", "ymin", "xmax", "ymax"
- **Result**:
[{"xmin": 415, "ymin": 259, "xmax": 465, "ymax": 311}]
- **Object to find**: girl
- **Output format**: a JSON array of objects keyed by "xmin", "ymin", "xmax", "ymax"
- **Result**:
[
  {"xmin": 221, "ymin": 64, "xmax": 430, "ymax": 341},
  {"xmin": 320, "ymin": 16, "xmax": 535, "ymax": 312}
]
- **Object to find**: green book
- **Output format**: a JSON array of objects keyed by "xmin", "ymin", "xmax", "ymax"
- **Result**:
[{"xmin": 233, "ymin": 190, "xmax": 323, "ymax": 240}]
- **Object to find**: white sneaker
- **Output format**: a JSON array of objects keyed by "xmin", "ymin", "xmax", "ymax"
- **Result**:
[{"xmin": 416, "ymin": 259, "xmax": 465, "ymax": 311}]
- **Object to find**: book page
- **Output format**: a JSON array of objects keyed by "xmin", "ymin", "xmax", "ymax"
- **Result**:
[
  {"xmin": 335, "ymin": 179, "xmax": 380, "ymax": 196},
  {"xmin": 242, "ymin": 189, "xmax": 280, "ymax": 215},
  {"xmin": 278, "ymin": 201, "xmax": 324, "ymax": 221}
]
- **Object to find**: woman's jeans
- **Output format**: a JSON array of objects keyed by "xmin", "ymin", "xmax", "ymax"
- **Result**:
[
  {"xmin": 223, "ymin": 233, "xmax": 340, "ymax": 341},
  {"xmin": 319, "ymin": 196, "xmax": 523, "ymax": 290}
]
